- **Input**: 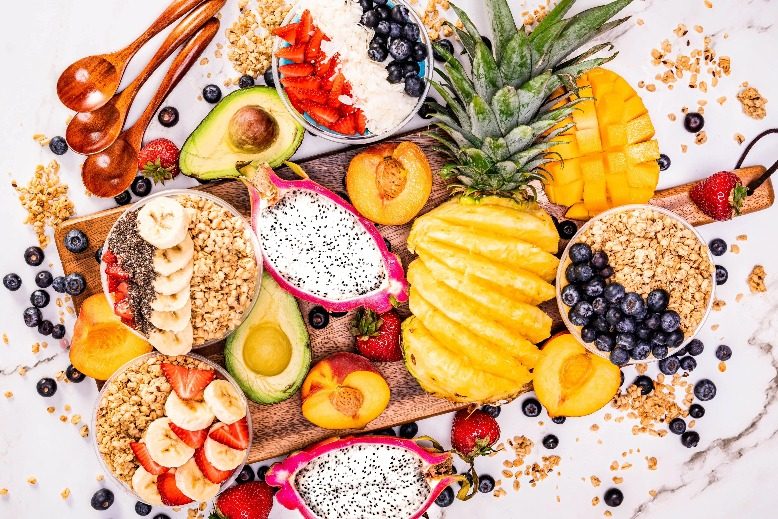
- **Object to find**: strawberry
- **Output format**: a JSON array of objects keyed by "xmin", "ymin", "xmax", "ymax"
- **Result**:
[
  {"xmin": 315, "ymin": 54, "xmax": 339, "ymax": 80},
  {"xmin": 130, "ymin": 442, "xmax": 168, "ymax": 475},
  {"xmin": 286, "ymin": 87, "xmax": 329, "ymax": 105},
  {"xmin": 450, "ymin": 409, "xmax": 501, "ymax": 460},
  {"xmin": 355, "ymin": 110, "xmax": 367, "ymax": 134},
  {"xmin": 689, "ymin": 170, "xmax": 747, "ymax": 221},
  {"xmin": 306, "ymin": 103, "xmax": 341, "ymax": 127},
  {"xmin": 211, "ymin": 481, "xmax": 274, "ymax": 519},
  {"xmin": 160, "ymin": 363, "xmax": 216, "ymax": 400},
  {"xmin": 351, "ymin": 309, "xmax": 402, "ymax": 362},
  {"xmin": 328, "ymin": 73, "xmax": 346, "ymax": 107},
  {"xmin": 169, "ymin": 422, "xmax": 208, "ymax": 449},
  {"xmin": 331, "ymin": 114, "xmax": 357, "ymax": 135},
  {"xmin": 105, "ymin": 263, "xmax": 130, "ymax": 280},
  {"xmin": 137, "ymin": 138, "xmax": 179, "ymax": 184},
  {"xmin": 194, "ymin": 447, "xmax": 232, "ymax": 484},
  {"xmin": 209, "ymin": 417, "xmax": 250, "ymax": 450},
  {"xmin": 157, "ymin": 471, "xmax": 193, "ymax": 506},
  {"xmin": 278, "ymin": 63, "xmax": 314, "ymax": 77},
  {"xmin": 101, "ymin": 249, "xmax": 117, "ymax": 265},
  {"xmin": 113, "ymin": 281, "xmax": 129, "ymax": 303},
  {"xmin": 276, "ymin": 43, "xmax": 307, "ymax": 63},
  {"xmin": 113, "ymin": 299, "xmax": 133, "ymax": 322},
  {"xmin": 305, "ymin": 28, "xmax": 326, "ymax": 62},
  {"xmin": 296, "ymin": 9, "xmax": 313, "ymax": 44},
  {"xmin": 280, "ymin": 76, "xmax": 321, "ymax": 91},
  {"xmin": 271, "ymin": 22, "xmax": 298, "ymax": 44}
]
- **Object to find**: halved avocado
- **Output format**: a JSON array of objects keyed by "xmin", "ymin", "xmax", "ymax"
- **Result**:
[
  {"xmin": 179, "ymin": 86, "xmax": 304, "ymax": 180},
  {"xmin": 225, "ymin": 273, "xmax": 311, "ymax": 404}
]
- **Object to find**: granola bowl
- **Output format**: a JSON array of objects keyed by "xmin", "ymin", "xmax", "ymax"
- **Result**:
[
  {"xmin": 100, "ymin": 189, "xmax": 262, "ymax": 350},
  {"xmin": 556, "ymin": 204, "xmax": 716, "ymax": 365},
  {"xmin": 91, "ymin": 352, "xmax": 252, "ymax": 507}
]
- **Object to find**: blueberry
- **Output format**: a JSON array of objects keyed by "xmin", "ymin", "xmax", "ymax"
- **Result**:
[
  {"xmin": 580, "ymin": 326, "xmax": 597, "ymax": 343},
  {"xmin": 404, "ymin": 75, "xmax": 425, "ymax": 97},
  {"xmin": 636, "ymin": 324, "xmax": 652, "ymax": 341},
  {"xmin": 36, "ymin": 377, "xmax": 57, "ymax": 397},
  {"xmin": 153, "ymin": 514, "xmax": 171, "ymax": 519},
  {"xmin": 572, "ymin": 301, "xmax": 594, "ymax": 319},
  {"xmin": 95, "ymin": 245, "xmax": 103, "ymax": 264},
  {"xmin": 391, "ymin": 5, "xmax": 410, "ymax": 23},
  {"xmin": 368, "ymin": 45, "xmax": 389, "ymax": 62},
  {"xmin": 64, "ymin": 229, "xmax": 89, "ymax": 253},
  {"xmin": 359, "ymin": 0, "xmax": 373, "ymax": 10},
  {"xmin": 591, "ymin": 297, "xmax": 608, "ymax": 315},
  {"xmin": 689, "ymin": 403, "xmax": 706, "ymax": 418},
  {"xmin": 564, "ymin": 263, "xmax": 578, "ymax": 284},
  {"xmin": 616, "ymin": 333, "xmax": 636, "ymax": 350},
  {"xmin": 418, "ymin": 100, "xmax": 435, "ymax": 119},
  {"xmin": 604, "ymin": 488, "xmax": 623, "ymax": 507},
  {"xmin": 592, "ymin": 316, "xmax": 609, "ymax": 333},
  {"xmin": 24, "ymin": 246, "xmax": 44, "ymax": 266},
  {"xmin": 433, "ymin": 39, "xmax": 455, "ymax": 61},
  {"xmin": 91, "ymin": 488, "xmax": 114, "ymax": 510},
  {"xmin": 263, "ymin": 68, "xmax": 275, "ymax": 87},
  {"xmin": 362, "ymin": 10, "xmax": 380, "ymax": 28},
  {"xmin": 633, "ymin": 375, "xmax": 654, "ymax": 395},
  {"xmin": 23, "ymin": 307, "xmax": 42, "ymax": 327},
  {"xmin": 38, "ymin": 320, "xmax": 53, "ymax": 336},
  {"xmin": 633, "ymin": 305, "xmax": 648, "ymax": 322},
  {"xmin": 542, "ymin": 434, "xmax": 559, "ymax": 449},
  {"xmin": 657, "ymin": 153, "xmax": 671, "ymax": 171},
  {"xmin": 594, "ymin": 334, "xmax": 615, "ymax": 352},
  {"xmin": 557, "ymin": 220, "xmax": 577, "ymax": 240},
  {"xmin": 631, "ymin": 341, "xmax": 651, "ymax": 360},
  {"xmin": 591, "ymin": 251, "xmax": 609, "ymax": 270},
  {"xmin": 551, "ymin": 416, "xmax": 566, "ymax": 424},
  {"xmin": 668, "ymin": 417, "xmax": 686, "ymax": 435},
  {"xmin": 645, "ymin": 313, "xmax": 661, "ymax": 330},
  {"xmin": 568, "ymin": 242, "xmax": 593, "ymax": 264},
  {"xmin": 583, "ymin": 277, "xmax": 606, "ymax": 298},
  {"xmin": 660, "ymin": 310, "xmax": 680, "ymax": 332},
  {"xmin": 435, "ymin": 486, "xmax": 455, "ymax": 507},
  {"xmin": 715, "ymin": 344, "xmax": 732, "ymax": 361},
  {"xmin": 238, "ymin": 75, "xmax": 255, "ymax": 89},
  {"xmin": 605, "ymin": 307, "xmax": 623, "ymax": 326},
  {"xmin": 615, "ymin": 316, "xmax": 636, "ymax": 334},
  {"xmin": 255, "ymin": 465, "xmax": 270, "ymax": 482},
  {"xmin": 708, "ymin": 238, "xmax": 727, "ymax": 256},
  {"xmin": 560, "ymin": 284, "xmax": 581, "ymax": 306},
  {"xmin": 308, "ymin": 306, "xmax": 329, "ymax": 329},
  {"xmin": 715, "ymin": 265, "xmax": 728, "ymax": 285},
  {"xmin": 65, "ymin": 273, "xmax": 86, "ymax": 296},
  {"xmin": 694, "ymin": 379, "xmax": 716, "ymax": 401},
  {"xmin": 3, "ymin": 273, "xmax": 21, "ymax": 291},
  {"xmin": 478, "ymin": 474, "xmax": 495, "ymax": 493},
  {"xmin": 651, "ymin": 343, "xmax": 669, "ymax": 359},
  {"xmin": 52, "ymin": 324, "xmax": 66, "ymax": 340},
  {"xmin": 599, "ymin": 266, "xmax": 615, "ymax": 278},
  {"xmin": 33, "ymin": 271, "xmax": 53, "ymax": 289},
  {"xmin": 375, "ymin": 427, "xmax": 396, "ymax": 436},
  {"xmin": 681, "ymin": 430, "xmax": 700, "ymax": 448},
  {"xmin": 236, "ymin": 464, "xmax": 255, "ymax": 483},
  {"xmin": 521, "ymin": 397, "xmax": 541, "ymax": 417},
  {"xmin": 610, "ymin": 347, "xmax": 629, "ymax": 366},
  {"xmin": 603, "ymin": 283, "xmax": 626, "ymax": 304},
  {"xmin": 686, "ymin": 338, "xmax": 704, "ymax": 356},
  {"xmin": 65, "ymin": 364, "xmax": 85, "ymax": 383},
  {"xmin": 679, "ymin": 356, "xmax": 697, "ymax": 372},
  {"xmin": 375, "ymin": 19, "xmax": 391, "ymax": 35},
  {"xmin": 389, "ymin": 22, "xmax": 404, "ymax": 39},
  {"xmin": 683, "ymin": 112, "xmax": 704, "ymax": 133},
  {"xmin": 52, "ymin": 276, "xmax": 66, "ymax": 293},
  {"xmin": 49, "ymin": 136, "xmax": 69, "ymax": 155},
  {"xmin": 411, "ymin": 41, "xmax": 428, "ymax": 62},
  {"xmin": 375, "ymin": 5, "xmax": 391, "ymax": 20},
  {"xmin": 658, "ymin": 356, "xmax": 680, "ymax": 375},
  {"xmin": 481, "ymin": 405, "xmax": 501, "ymax": 418},
  {"xmin": 620, "ymin": 292, "xmax": 645, "ymax": 316},
  {"xmin": 666, "ymin": 330, "xmax": 684, "ymax": 348},
  {"xmin": 402, "ymin": 23, "xmax": 421, "ymax": 42},
  {"xmin": 135, "ymin": 501, "xmax": 153, "ymax": 516},
  {"xmin": 573, "ymin": 263, "xmax": 594, "ymax": 284},
  {"xmin": 329, "ymin": 310, "xmax": 348, "ymax": 318},
  {"xmin": 389, "ymin": 38, "xmax": 413, "ymax": 61},
  {"xmin": 401, "ymin": 60, "xmax": 421, "ymax": 77},
  {"xmin": 399, "ymin": 422, "xmax": 419, "ymax": 438},
  {"xmin": 114, "ymin": 190, "xmax": 132, "ymax": 206},
  {"xmin": 202, "ymin": 84, "xmax": 222, "ymax": 103},
  {"xmin": 372, "ymin": 35, "xmax": 388, "ymax": 48},
  {"xmin": 646, "ymin": 289, "xmax": 669, "ymax": 312},
  {"xmin": 131, "ymin": 176, "xmax": 152, "ymax": 197},
  {"xmin": 157, "ymin": 106, "xmax": 179, "ymax": 127}
]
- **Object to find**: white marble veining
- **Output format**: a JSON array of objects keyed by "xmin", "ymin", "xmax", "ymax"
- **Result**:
[{"xmin": 1, "ymin": 0, "xmax": 778, "ymax": 517}]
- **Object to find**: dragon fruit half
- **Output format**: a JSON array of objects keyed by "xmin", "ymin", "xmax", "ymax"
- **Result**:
[
  {"xmin": 241, "ymin": 163, "xmax": 408, "ymax": 313},
  {"xmin": 266, "ymin": 436, "xmax": 457, "ymax": 519}
]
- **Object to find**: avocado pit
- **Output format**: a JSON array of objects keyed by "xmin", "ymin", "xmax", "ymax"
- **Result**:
[{"xmin": 228, "ymin": 105, "xmax": 279, "ymax": 153}]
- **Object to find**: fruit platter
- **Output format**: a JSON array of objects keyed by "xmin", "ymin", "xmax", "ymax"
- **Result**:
[{"xmin": 4, "ymin": 0, "xmax": 778, "ymax": 517}]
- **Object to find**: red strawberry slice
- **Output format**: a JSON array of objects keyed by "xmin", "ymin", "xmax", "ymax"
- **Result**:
[
  {"xmin": 280, "ymin": 76, "xmax": 321, "ymax": 91},
  {"xmin": 208, "ymin": 418, "xmax": 250, "ymax": 450},
  {"xmin": 305, "ymin": 28, "xmax": 326, "ymax": 62},
  {"xmin": 355, "ymin": 111, "xmax": 367, "ymax": 134},
  {"xmin": 306, "ymin": 103, "xmax": 341, "ymax": 127},
  {"xmin": 160, "ymin": 363, "xmax": 216, "ymax": 401},
  {"xmin": 130, "ymin": 442, "xmax": 168, "ymax": 476},
  {"xmin": 288, "ymin": 95, "xmax": 311, "ymax": 115},
  {"xmin": 156, "ymin": 471, "xmax": 193, "ymax": 506},
  {"xmin": 315, "ymin": 54, "xmax": 339, "ymax": 80},
  {"xmin": 194, "ymin": 447, "xmax": 233, "ymax": 484},
  {"xmin": 278, "ymin": 63, "xmax": 314, "ymax": 77},
  {"xmin": 276, "ymin": 43, "xmax": 307, "ymax": 63},
  {"xmin": 107, "ymin": 275, "xmax": 121, "ymax": 293},
  {"xmin": 286, "ymin": 87, "xmax": 329, "ymax": 105},
  {"xmin": 105, "ymin": 263, "xmax": 130, "ymax": 280},
  {"xmin": 113, "ymin": 281, "xmax": 129, "ymax": 303},
  {"xmin": 271, "ymin": 22, "xmax": 298, "ymax": 44},
  {"xmin": 328, "ymin": 73, "xmax": 346, "ymax": 101},
  {"xmin": 331, "ymin": 114, "xmax": 357, "ymax": 135},
  {"xmin": 169, "ymin": 422, "xmax": 208, "ymax": 449},
  {"xmin": 102, "ymin": 249, "xmax": 117, "ymax": 265},
  {"xmin": 114, "ymin": 299, "xmax": 133, "ymax": 322},
  {"xmin": 296, "ymin": 9, "xmax": 313, "ymax": 44}
]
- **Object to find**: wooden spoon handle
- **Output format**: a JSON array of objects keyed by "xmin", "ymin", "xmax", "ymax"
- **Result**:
[
  {"xmin": 127, "ymin": 18, "xmax": 220, "ymax": 145},
  {"xmin": 120, "ymin": 0, "xmax": 210, "ymax": 59}
]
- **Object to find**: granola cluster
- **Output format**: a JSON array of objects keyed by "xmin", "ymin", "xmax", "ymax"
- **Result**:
[
  {"xmin": 226, "ymin": 0, "xmax": 290, "ymax": 78},
  {"xmin": 737, "ymin": 86, "xmax": 768, "ymax": 120},
  {"xmin": 12, "ymin": 160, "xmax": 75, "ymax": 248}
]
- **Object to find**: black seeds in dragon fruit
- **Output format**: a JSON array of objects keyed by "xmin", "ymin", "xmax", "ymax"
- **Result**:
[{"xmin": 261, "ymin": 190, "xmax": 386, "ymax": 300}]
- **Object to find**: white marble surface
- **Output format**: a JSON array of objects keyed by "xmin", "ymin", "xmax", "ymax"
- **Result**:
[{"xmin": 1, "ymin": 0, "xmax": 777, "ymax": 517}]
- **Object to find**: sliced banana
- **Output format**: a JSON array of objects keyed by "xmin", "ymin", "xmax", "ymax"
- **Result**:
[
  {"xmin": 131, "ymin": 466, "xmax": 163, "ymax": 506},
  {"xmin": 137, "ymin": 196, "xmax": 190, "ymax": 249},
  {"xmin": 165, "ymin": 391, "xmax": 215, "ymax": 432},
  {"xmin": 152, "ymin": 259, "xmax": 193, "ymax": 296},
  {"xmin": 148, "ymin": 324, "xmax": 193, "ymax": 356},
  {"xmin": 150, "ymin": 300, "xmax": 192, "ymax": 333},
  {"xmin": 154, "ymin": 235, "xmax": 194, "ymax": 277},
  {"xmin": 203, "ymin": 435, "xmax": 244, "ymax": 472},
  {"xmin": 175, "ymin": 458, "xmax": 220, "ymax": 503},
  {"xmin": 144, "ymin": 417, "xmax": 194, "ymax": 468},
  {"xmin": 150, "ymin": 285, "xmax": 191, "ymax": 312},
  {"xmin": 203, "ymin": 380, "xmax": 246, "ymax": 425}
]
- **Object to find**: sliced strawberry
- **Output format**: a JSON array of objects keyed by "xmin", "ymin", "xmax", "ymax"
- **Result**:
[
  {"xmin": 280, "ymin": 76, "xmax": 321, "ymax": 91},
  {"xmin": 275, "ymin": 43, "xmax": 307, "ymax": 63},
  {"xmin": 113, "ymin": 281, "xmax": 129, "ymax": 303},
  {"xmin": 271, "ymin": 22, "xmax": 298, "ymax": 44},
  {"xmin": 121, "ymin": 316, "xmax": 136, "ymax": 328},
  {"xmin": 296, "ymin": 9, "xmax": 313, "ymax": 44},
  {"xmin": 315, "ymin": 54, "xmax": 339, "ymax": 80},
  {"xmin": 114, "ymin": 299, "xmax": 133, "ymax": 322},
  {"xmin": 355, "ymin": 110, "xmax": 367, "ymax": 134},
  {"xmin": 278, "ymin": 63, "xmax": 314, "ymax": 77},
  {"xmin": 305, "ymin": 28, "xmax": 326, "ymax": 62},
  {"xmin": 286, "ymin": 87, "xmax": 329, "ymax": 105},
  {"xmin": 209, "ymin": 418, "xmax": 250, "ymax": 450},
  {"xmin": 102, "ymin": 249, "xmax": 117, "ymax": 265},
  {"xmin": 288, "ymin": 95, "xmax": 310, "ymax": 115},
  {"xmin": 194, "ymin": 447, "xmax": 233, "ymax": 484},
  {"xmin": 105, "ymin": 263, "xmax": 130, "ymax": 280},
  {"xmin": 107, "ymin": 275, "xmax": 121, "ymax": 293},
  {"xmin": 169, "ymin": 422, "xmax": 208, "ymax": 449},
  {"xmin": 157, "ymin": 472, "xmax": 193, "ymax": 506},
  {"xmin": 160, "ymin": 363, "xmax": 216, "ymax": 400},
  {"xmin": 306, "ymin": 103, "xmax": 341, "ymax": 127},
  {"xmin": 331, "ymin": 114, "xmax": 357, "ymax": 135},
  {"xmin": 130, "ymin": 442, "xmax": 168, "ymax": 475}
]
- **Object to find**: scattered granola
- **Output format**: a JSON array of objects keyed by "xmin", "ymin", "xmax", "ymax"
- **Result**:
[
  {"xmin": 646, "ymin": 27, "xmax": 730, "ymax": 93},
  {"xmin": 734, "ymin": 133, "xmax": 745, "ymax": 145},
  {"xmin": 418, "ymin": 0, "xmax": 453, "ymax": 41},
  {"xmin": 12, "ymin": 161, "xmax": 75, "ymax": 248},
  {"xmin": 712, "ymin": 299, "xmax": 726, "ymax": 311},
  {"xmin": 226, "ymin": 0, "xmax": 291, "ymax": 78},
  {"xmin": 60, "ymin": 488, "xmax": 71, "ymax": 500},
  {"xmin": 731, "ymin": 243, "xmax": 741, "ymax": 254},
  {"xmin": 611, "ymin": 374, "xmax": 690, "ymax": 436},
  {"xmin": 748, "ymin": 265, "xmax": 767, "ymax": 293},
  {"xmin": 737, "ymin": 86, "xmax": 767, "ymax": 119},
  {"xmin": 0, "ymin": 488, "xmax": 7, "ymax": 496},
  {"xmin": 27, "ymin": 477, "xmax": 37, "ymax": 485}
]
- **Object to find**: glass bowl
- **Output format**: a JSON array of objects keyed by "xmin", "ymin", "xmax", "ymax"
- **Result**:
[
  {"xmin": 91, "ymin": 352, "xmax": 252, "ymax": 506},
  {"xmin": 101, "ymin": 189, "xmax": 262, "ymax": 349},
  {"xmin": 272, "ymin": 0, "xmax": 433, "ymax": 144},
  {"xmin": 555, "ymin": 204, "xmax": 716, "ymax": 364}
]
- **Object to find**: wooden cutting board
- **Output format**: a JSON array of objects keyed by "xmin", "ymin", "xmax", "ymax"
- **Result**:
[{"xmin": 54, "ymin": 127, "xmax": 774, "ymax": 463}]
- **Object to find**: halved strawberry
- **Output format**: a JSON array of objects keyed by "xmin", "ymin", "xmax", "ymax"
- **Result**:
[
  {"xmin": 102, "ymin": 249, "xmax": 117, "ymax": 265},
  {"xmin": 169, "ymin": 422, "xmax": 208, "ymax": 449},
  {"xmin": 194, "ymin": 447, "xmax": 233, "ymax": 484},
  {"xmin": 278, "ymin": 63, "xmax": 314, "ymax": 77},
  {"xmin": 355, "ymin": 110, "xmax": 367, "ymax": 134},
  {"xmin": 306, "ymin": 103, "xmax": 341, "ymax": 127},
  {"xmin": 105, "ymin": 263, "xmax": 130, "ymax": 280},
  {"xmin": 276, "ymin": 43, "xmax": 307, "ymax": 63},
  {"xmin": 113, "ymin": 281, "xmax": 129, "ymax": 303},
  {"xmin": 271, "ymin": 22, "xmax": 298, "ymax": 44},
  {"xmin": 209, "ymin": 418, "xmax": 250, "ymax": 450},
  {"xmin": 130, "ymin": 442, "xmax": 168, "ymax": 476},
  {"xmin": 305, "ymin": 28, "xmax": 326, "ymax": 62},
  {"xmin": 286, "ymin": 87, "xmax": 329, "ymax": 105},
  {"xmin": 331, "ymin": 114, "xmax": 357, "ymax": 135},
  {"xmin": 114, "ymin": 299, "xmax": 133, "ymax": 322},
  {"xmin": 160, "ymin": 363, "xmax": 216, "ymax": 401},
  {"xmin": 157, "ymin": 471, "xmax": 193, "ymax": 506},
  {"xmin": 280, "ymin": 76, "xmax": 321, "ymax": 91},
  {"xmin": 296, "ymin": 9, "xmax": 313, "ymax": 44}
]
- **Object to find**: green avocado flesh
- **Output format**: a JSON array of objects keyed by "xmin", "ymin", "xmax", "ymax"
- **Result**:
[
  {"xmin": 179, "ymin": 86, "xmax": 304, "ymax": 180},
  {"xmin": 225, "ymin": 273, "xmax": 311, "ymax": 404}
]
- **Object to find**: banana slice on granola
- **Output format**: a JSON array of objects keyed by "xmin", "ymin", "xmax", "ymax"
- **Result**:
[
  {"xmin": 132, "ymin": 466, "xmax": 163, "ymax": 506},
  {"xmin": 150, "ymin": 286, "xmax": 190, "ymax": 312},
  {"xmin": 144, "ymin": 417, "xmax": 194, "ymax": 468},
  {"xmin": 152, "ymin": 259, "xmax": 193, "ymax": 296},
  {"xmin": 165, "ymin": 391, "xmax": 215, "ymax": 432},
  {"xmin": 153, "ymin": 235, "xmax": 194, "ymax": 277},
  {"xmin": 150, "ymin": 300, "xmax": 192, "ymax": 333},
  {"xmin": 175, "ymin": 458, "xmax": 220, "ymax": 503},
  {"xmin": 148, "ymin": 324, "xmax": 194, "ymax": 356}
]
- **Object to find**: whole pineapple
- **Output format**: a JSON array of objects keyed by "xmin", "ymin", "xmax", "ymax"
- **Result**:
[{"xmin": 428, "ymin": 0, "xmax": 634, "ymax": 201}]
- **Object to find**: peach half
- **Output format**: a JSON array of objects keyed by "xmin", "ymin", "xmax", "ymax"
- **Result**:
[
  {"xmin": 301, "ymin": 352, "xmax": 390, "ymax": 429},
  {"xmin": 533, "ymin": 333, "xmax": 621, "ymax": 417},
  {"xmin": 346, "ymin": 141, "xmax": 432, "ymax": 225}
]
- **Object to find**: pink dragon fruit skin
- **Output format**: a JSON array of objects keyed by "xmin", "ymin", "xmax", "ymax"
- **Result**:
[
  {"xmin": 242, "ymin": 165, "xmax": 409, "ymax": 313},
  {"xmin": 266, "ymin": 436, "xmax": 456, "ymax": 519}
]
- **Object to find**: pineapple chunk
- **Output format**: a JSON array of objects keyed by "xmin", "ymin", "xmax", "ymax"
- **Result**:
[{"xmin": 626, "ymin": 114, "xmax": 655, "ymax": 144}]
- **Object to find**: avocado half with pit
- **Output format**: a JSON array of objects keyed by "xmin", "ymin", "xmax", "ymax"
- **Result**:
[
  {"xmin": 225, "ymin": 273, "xmax": 311, "ymax": 404},
  {"xmin": 179, "ymin": 86, "xmax": 304, "ymax": 180}
]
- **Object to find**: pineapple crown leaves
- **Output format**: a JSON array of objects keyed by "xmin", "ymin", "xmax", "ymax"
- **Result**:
[{"xmin": 350, "ymin": 308, "xmax": 383, "ymax": 338}]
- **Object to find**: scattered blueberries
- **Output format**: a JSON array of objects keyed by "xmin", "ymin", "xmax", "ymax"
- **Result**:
[
  {"xmin": 542, "ymin": 434, "xmax": 559, "ymax": 449},
  {"xmin": 3, "ymin": 273, "xmax": 21, "ymax": 291},
  {"xmin": 569, "ymin": 242, "xmax": 593, "ymax": 264},
  {"xmin": 435, "ymin": 486, "xmax": 455, "ymax": 507},
  {"xmin": 681, "ymin": 430, "xmax": 700, "ymax": 448},
  {"xmin": 95, "ymin": 245, "xmax": 103, "ymax": 264},
  {"xmin": 65, "ymin": 273, "xmax": 86, "ymax": 296},
  {"xmin": 157, "ymin": 106, "xmax": 179, "ymax": 127},
  {"xmin": 238, "ymin": 75, "xmax": 256, "ymax": 89},
  {"xmin": 657, "ymin": 153, "xmax": 671, "ymax": 171},
  {"xmin": 23, "ymin": 307, "xmax": 42, "ymax": 327},
  {"xmin": 610, "ymin": 347, "xmax": 629, "ymax": 366},
  {"xmin": 256, "ymin": 465, "xmax": 270, "ymax": 482},
  {"xmin": 52, "ymin": 324, "xmax": 66, "ymax": 340},
  {"xmin": 404, "ymin": 75, "xmax": 425, "ymax": 98},
  {"xmin": 689, "ymin": 404, "xmax": 706, "ymax": 419},
  {"xmin": 131, "ymin": 176, "xmax": 152, "ymax": 197},
  {"xmin": 715, "ymin": 344, "xmax": 732, "ymax": 361},
  {"xmin": 202, "ymin": 84, "xmax": 222, "ymax": 103},
  {"xmin": 646, "ymin": 289, "xmax": 669, "ymax": 312},
  {"xmin": 715, "ymin": 265, "xmax": 728, "ymax": 285},
  {"xmin": 481, "ymin": 405, "xmax": 501, "ymax": 418},
  {"xmin": 521, "ymin": 398, "xmax": 541, "ymax": 417},
  {"xmin": 36, "ymin": 377, "xmax": 57, "ymax": 397},
  {"xmin": 263, "ymin": 68, "xmax": 275, "ymax": 87},
  {"xmin": 114, "ymin": 190, "xmax": 132, "ymax": 206},
  {"xmin": 683, "ymin": 112, "xmax": 705, "ymax": 133},
  {"xmin": 90, "ymin": 488, "xmax": 114, "ymax": 510},
  {"xmin": 633, "ymin": 375, "xmax": 654, "ymax": 395},
  {"xmin": 52, "ymin": 276, "xmax": 66, "ymax": 293},
  {"xmin": 557, "ymin": 220, "xmax": 578, "ymax": 240},
  {"xmin": 236, "ymin": 464, "xmax": 255, "ymax": 484},
  {"xmin": 708, "ymin": 238, "xmax": 727, "ymax": 256},
  {"xmin": 38, "ymin": 320, "xmax": 53, "ymax": 336},
  {"xmin": 49, "ymin": 136, "xmax": 69, "ymax": 155},
  {"xmin": 135, "ymin": 501, "xmax": 153, "ymax": 516},
  {"xmin": 603, "ymin": 488, "xmax": 624, "ymax": 507},
  {"xmin": 694, "ymin": 379, "xmax": 717, "ymax": 401},
  {"xmin": 551, "ymin": 416, "xmax": 566, "ymax": 424},
  {"xmin": 399, "ymin": 422, "xmax": 419, "ymax": 438},
  {"xmin": 35, "ymin": 271, "xmax": 53, "ymax": 288},
  {"xmin": 308, "ymin": 306, "xmax": 330, "ymax": 329},
  {"xmin": 64, "ymin": 229, "xmax": 89, "ymax": 253},
  {"xmin": 686, "ymin": 339, "xmax": 704, "ymax": 356},
  {"xmin": 668, "ymin": 418, "xmax": 686, "ymax": 435},
  {"xmin": 478, "ymin": 474, "xmax": 495, "ymax": 493},
  {"xmin": 66, "ymin": 364, "xmax": 85, "ymax": 383},
  {"xmin": 24, "ymin": 246, "xmax": 45, "ymax": 266},
  {"xmin": 679, "ymin": 356, "xmax": 697, "ymax": 372}
]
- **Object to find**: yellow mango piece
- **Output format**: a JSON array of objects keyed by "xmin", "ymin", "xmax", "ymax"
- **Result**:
[
  {"xmin": 602, "ymin": 124, "xmax": 627, "ymax": 149},
  {"xmin": 622, "ymin": 95, "xmax": 649, "ymax": 121},
  {"xmin": 626, "ymin": 139, "xmax": 660, "ymax": 163},
  {"xmin": 606, "ymin": 171, "xmax": 631, "ymax": 206},
  {"xmin": 626, "ymin": 114, "xmax": 655, "ymax": 144},
  {"xmin": 572, "ymin": 94, "xmax": 597, "ymax": 130},
  {"xmin": 580, "ymin": 155, "xmax": 609, "ymax": 213},
  {"xmin": 548, "ymin": 132, "xmax": 580, "ymax": 161},
  {"xmin": 565, "ymin": 202, "xmax": 592, "ymax": 220},
  {"xmin": 604, "ymin": 151, "xmax": 627, "ymax": 175},
  {"xmin": 575, "ymin": 128, "xmax": 602, "ymax": 155},
  {"xmin": 595, "ymin": 97, "xmax": 625, "ymax": 127}
]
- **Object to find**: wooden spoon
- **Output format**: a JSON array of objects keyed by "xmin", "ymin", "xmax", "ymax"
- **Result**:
[
  {"xmin": 56, "ymin": 0, "xmax": 209, "ymax": 113},
  {"xmin": 66, "ymin": 0, "xmax": 226, "ymax": 155},
  {"xmin": 81, "ymin": 18, "xmax": 220, "ymax": 198}
]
